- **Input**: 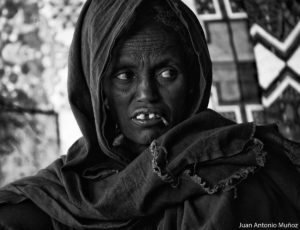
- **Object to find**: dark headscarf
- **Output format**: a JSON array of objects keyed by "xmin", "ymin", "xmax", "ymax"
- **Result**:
[
  {"xmin": 0, "ymin": 0, "xmax": 299, "ymax": 229},
  {"xmin": 69, "ymin": 0, "xmax": 212, "ymax": 167}
]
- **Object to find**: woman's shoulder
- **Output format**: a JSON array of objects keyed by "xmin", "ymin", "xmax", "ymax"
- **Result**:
[
  {"xmin": 255, "ymin": 124, "xmax": 300, "ymax": 172},
  {"xmin": 0, "ymin": 200, "xmax": 53, "ymax": 230}
]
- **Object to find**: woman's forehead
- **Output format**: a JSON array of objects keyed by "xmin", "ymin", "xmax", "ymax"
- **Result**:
[
  {"xmin": 110, "ymin": 24, "xmax": 185, "ymax": 68},
  {"xmin": 114, "ymin": 23, "xmax": 182, "ymax": 54},
  {"xmin": 113, "ymin": 46, "xmax": 184, "ymax": 69}
]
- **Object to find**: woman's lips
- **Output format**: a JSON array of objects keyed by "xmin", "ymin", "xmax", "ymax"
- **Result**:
[{"xmin": 131, "ymin": 110, "xmax": 169, "ymax": 127}]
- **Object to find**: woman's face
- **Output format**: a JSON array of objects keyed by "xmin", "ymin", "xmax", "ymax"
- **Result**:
[{"xmin": 103, "ymin": 27, "xmax": 189, "ymax": 146}]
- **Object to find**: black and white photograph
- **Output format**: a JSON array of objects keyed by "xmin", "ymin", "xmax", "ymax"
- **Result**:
[{"xmin": 0, "ymin": 0, "xmax": 299, "ymax": 229}]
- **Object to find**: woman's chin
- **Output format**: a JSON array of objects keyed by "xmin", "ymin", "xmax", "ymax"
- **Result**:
[{"xmin": 130, "ymin": 129, "xmax": 164, "ymax": 146}]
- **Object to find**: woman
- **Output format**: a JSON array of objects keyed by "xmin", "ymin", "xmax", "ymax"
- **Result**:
[{"xmin": 0, "ymin": 0, "xmax": 299, "ymax": 229}]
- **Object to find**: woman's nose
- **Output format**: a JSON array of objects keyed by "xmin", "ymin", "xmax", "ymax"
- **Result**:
[{"xmin": 135, "ymin": 76, "xmax": 159, "ymax": 103}]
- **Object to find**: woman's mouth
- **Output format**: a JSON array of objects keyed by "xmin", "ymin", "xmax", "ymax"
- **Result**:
[{"xmin": 131, "ymin": 112, "xmax": 169, "ymax": 127}]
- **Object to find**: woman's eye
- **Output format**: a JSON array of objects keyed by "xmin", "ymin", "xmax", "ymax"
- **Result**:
[
  {"xmin": 159, "ymin": 69, "xmax": 177, "ymax": 80},
  {"xmin": 115, "ymin": 72, "xmax": 134, "ymax": 81}
]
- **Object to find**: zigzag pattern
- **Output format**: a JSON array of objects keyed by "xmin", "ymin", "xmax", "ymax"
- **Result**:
[
  {"xmin": 251, "ymin": 23, "xmax": 300, "ymax": 61},
  {"xmin": 184, "ymin": 0, "xmax": 300, "ymax": 131},
  {"xmin": 252, "ymin": 22, "xmax": 300, "ymax": 101},
  {"xmin": 249, "ymin": 6, "xmax": 300, "ymax": 140}
]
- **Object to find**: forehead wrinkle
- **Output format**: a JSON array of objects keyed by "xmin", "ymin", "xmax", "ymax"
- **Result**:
[
  {"xmin": 115, "ymin": 22, "xmax": 180, "ymax": 54},
  {"xmin": 112, "ymin": 24, "xmax": 184, "ymax": 71},
  {"xmin": 118, "ymin": 33, "xmax": 179, "ymax": 52},
  {"xmin": 117, "ymin": 45, "xmax": 182, "ymax": 70},
  {"xmin": 127, "ymin": 49, "xmax": 161, "ymax": 68}
]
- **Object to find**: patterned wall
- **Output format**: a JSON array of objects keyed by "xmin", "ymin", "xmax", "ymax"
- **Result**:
[
  {"xmin": 246, "ymin": 0, "xmax": 300, "ymax": 141},
  {"xmin": 183, "ymin": 0, "xmax": 300, "ymax": 142}
]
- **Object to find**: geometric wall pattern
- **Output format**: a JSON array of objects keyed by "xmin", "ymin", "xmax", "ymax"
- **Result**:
[
  {"xmin": 247, "ymin": 0, "xmax": 300, "ymax": 142},
  {"xmin": 184, "ymin": 0, "xmax": 300, "ymax": 142},
  {"xmin": 184, "ymin": 0, "xmax": 262, "ymax": 124}
]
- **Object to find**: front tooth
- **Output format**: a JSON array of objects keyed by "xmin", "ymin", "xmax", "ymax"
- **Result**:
[
  {"xmin": 149, "ymin": 113, "xmax": 155, "ymax": 119},
  {"xmin": 137, "ymin": 113, "xmax": 145, "ymax": 120}
]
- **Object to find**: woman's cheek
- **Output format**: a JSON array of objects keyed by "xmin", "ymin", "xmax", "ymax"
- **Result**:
[{"xmin": 111, "ymin": 86, "xmax": 130, "ymax": 99}]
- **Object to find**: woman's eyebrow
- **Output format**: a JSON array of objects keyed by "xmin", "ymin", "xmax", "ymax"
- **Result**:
[
  {"xmin": 112, "ymin": 55, "xmax": 137, "ymax": 69},
  {"xmin": 152, "ymin": 53, "xmax": 183, "ymax": 69},
  {"xmin": 152, "ymin": 59, "xmax": 179, "ymax": 70}
]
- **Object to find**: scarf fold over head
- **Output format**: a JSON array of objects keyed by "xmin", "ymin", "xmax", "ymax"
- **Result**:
[
  {"xmin": 70, "ymin": 0, "xmax": 212, "ymax": 166},
  {"xmin": 1, "ymin": 0, "xmax": 300, "ymax": 229}
]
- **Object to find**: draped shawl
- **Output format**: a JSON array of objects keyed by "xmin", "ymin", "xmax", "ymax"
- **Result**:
[{"xmin": 0, "ymin": 0, "xmax": 300, "ymax": 229}]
